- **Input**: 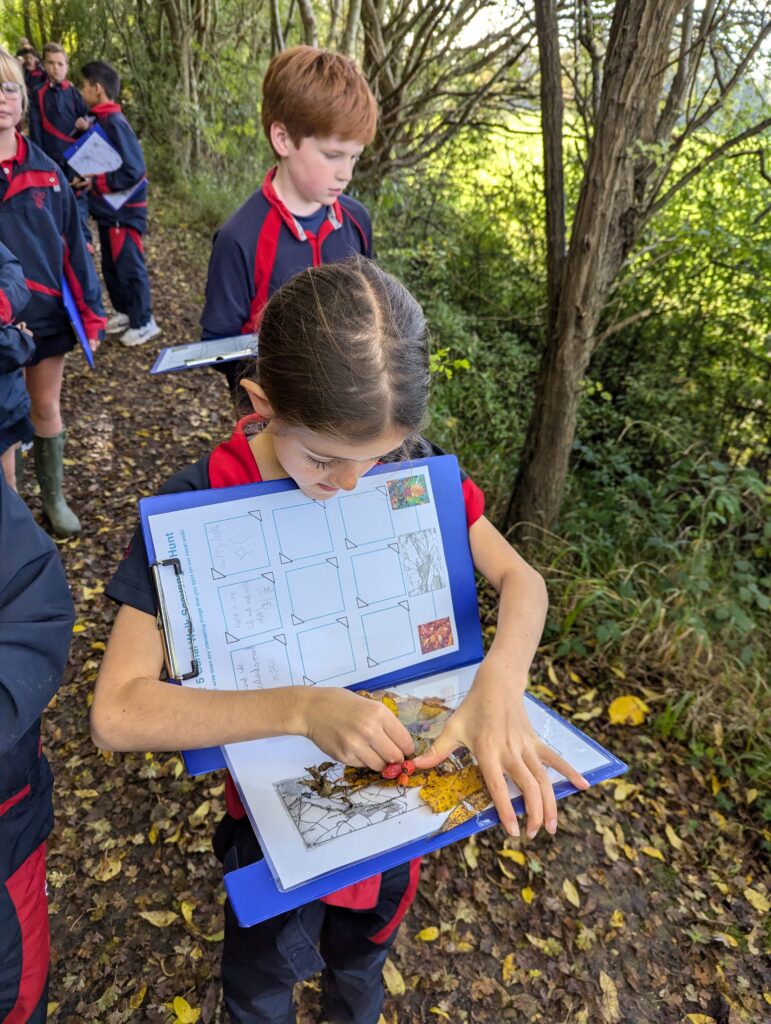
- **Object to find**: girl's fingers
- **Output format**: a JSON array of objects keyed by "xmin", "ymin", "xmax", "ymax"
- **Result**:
[
  {"xmin": 411, "ymin": 726, "xmax": 463, "ymax": 771},
  {"xmin": 539, "ymin": 745, "xmax": 590, "ymax": 791},
  {"xmin": 523, "ymin": 749, "xmax": 558, "ymax": 835},
  {"xmin": 475, "ymin": 750, "xmax": 518, "ymax": 837},
  {"xmin": 383, "ymin": 714, "xmax": 416, "ymax": 758}
]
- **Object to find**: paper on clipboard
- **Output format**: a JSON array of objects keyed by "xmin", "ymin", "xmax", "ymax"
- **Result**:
[
  {"xmin": 102, "ymin": 178, "xmax": 146, "ymax": 211},
  {"xmin": 65, "ymin": 124, "xmax": 122, "ymax": 176},
  {"xmin": 150, "ymin": 335, "xmax": 258, "ymax": 374}
]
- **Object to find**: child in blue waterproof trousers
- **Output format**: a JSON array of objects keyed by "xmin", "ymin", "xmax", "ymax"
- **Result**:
[{"xmin": 92, "ymin": 257, "xmax": 588, "ymax": 1023}]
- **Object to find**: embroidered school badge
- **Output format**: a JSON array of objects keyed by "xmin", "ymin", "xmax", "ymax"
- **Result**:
[{"xmin": 32, "ymin": 190, "xmax": 45, "ymax": 209}]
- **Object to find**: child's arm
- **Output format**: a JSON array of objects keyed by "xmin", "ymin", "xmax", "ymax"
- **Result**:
[
  {"xmin": 0, "ymin": 481, "xmax": 75, "ymax": 754},
  {"xmin": 92, "ymin": 604, "xmax": 414, "ymax": 767},
  {"xmin": 413, "ymin": 516, "xmax": 589, "ymax": 838},
  {"xmin": 59, "ymin": 176, "xmax": 106, "ymax": 344}
]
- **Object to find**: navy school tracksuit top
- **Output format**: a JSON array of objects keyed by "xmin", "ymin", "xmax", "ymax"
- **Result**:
[
  {"xmin": 0, "ymin": 241, "xmax": 34, "ymax": 437},
  {"xmin": 200, "ymin": 168, "xmax": 373, "ymax": 339},
  {"xmin": 0, "ymin": 473, "xmax": 75, "ymax": 888},
  {"xmin": 0, "ymin": 133, "xmax": 106, "ymax": 341},
  {"xmin": 85, "ymin": 102, "xmax": 148, "ymax": 232},
  {"xmin": 28, "ymin": 79, "xmax": 89, "ymax": 172}
]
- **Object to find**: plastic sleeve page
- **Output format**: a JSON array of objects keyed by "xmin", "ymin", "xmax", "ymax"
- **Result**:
[
  {"xmin": 66, "ymin": 128, "xmax": 123, "ymax": 176},
  {"xmin": 144, "ymin": 464, "xmax": 460, "ymax": 692},
  {"xmin": 223, "ymin": 663, "xmax": 616, "ymax": 892}
]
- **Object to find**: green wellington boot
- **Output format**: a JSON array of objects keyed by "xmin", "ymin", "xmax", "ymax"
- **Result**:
[{"xmin": 33, "ymin": 431, "xmax": 81, "ymax": 538}]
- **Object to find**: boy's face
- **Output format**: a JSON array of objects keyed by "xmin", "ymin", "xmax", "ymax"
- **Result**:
[
  {"xmin": 80, "ymin": 79, "xmax": 100, "ymax": 108},
  {"xmin": 272, "ymin": 127, "xmax": 364, "ymax": 213},
  {"xmin": 44, "ymin": 51, "xmax": 68, "ymax": 83},
  {"xmin": 21, "ymin": 52, "xmax": 37, "ymax": 70}
]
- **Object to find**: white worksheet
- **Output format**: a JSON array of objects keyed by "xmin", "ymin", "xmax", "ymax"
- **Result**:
[
  {"xmin": 146, "ymin": 464, "xmax": 461, "ymax": 693},
  {"xmin": 224, "ymin": 664, "xmax": 614, "ymax": 891},
  {"xmin": 66, "ymin": 126, "xmax": 123, "ymax": 176}
]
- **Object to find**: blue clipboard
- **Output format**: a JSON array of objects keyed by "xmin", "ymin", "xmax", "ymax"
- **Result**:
[
  {"xmin": 150, "ymin": 335, "xmax": 259, "ymax": 375},
  {"xmin": 138, "ymin": 455, "xmax": 627, "ymax": 924},
  {"xmin": 224, "ymin": 691, "xmax": 627, "ymax": 926},
  {"xmin": 63, "ymin": 122, "xmax": 120, "ymax": 174},
  {"xmin": 61, "ymin": 277, "xmax": 94, "ymax": 369}
]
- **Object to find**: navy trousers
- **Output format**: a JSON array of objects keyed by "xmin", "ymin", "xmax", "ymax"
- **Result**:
[
  {"xmin": 214, "ymin": 815, "xmax": 414, "ymax": 1024},
  {"xmin": 97, "ymin": 224, "xmax": 151, "ymax": 329}
]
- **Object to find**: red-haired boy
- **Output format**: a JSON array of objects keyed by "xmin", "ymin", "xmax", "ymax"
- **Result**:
[{"xmin": 200, "ymin": 45, "xmax": 377, "ymax": 396}]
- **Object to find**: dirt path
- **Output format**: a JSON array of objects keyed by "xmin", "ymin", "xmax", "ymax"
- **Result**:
[{"xmin": 36, "ymin": 217, "xmax": 770, "ymax": 1024}]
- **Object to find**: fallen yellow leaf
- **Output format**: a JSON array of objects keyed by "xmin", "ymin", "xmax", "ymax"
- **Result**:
[
  {"xmin": 521, "ymin": 887, "xmax": 535, "ymax": 904},
  {"xmin": 93, "ymin": 854, "xmax": 122, "ymax": 883},
  {"xmin": 743, "ymin": 887, "xmax": 770, "ymax": 913},
  {"xmin": 128, "ymin": 985, "xmax": 147, "ymax": 1010},
  {"xmin": 429, "ymin": 1010, "xmax": 451, "ymax": 1020},
  {"xmin": 640, "ymin": 846, "xmax": 665, "ymax": 861},
  {"xmin": 499, "ymin": 848, "xmax": 526, "ymax": 866},
  {"xmin": 686, "ymin": 1015, "xmax": 717, "ymax": 1024},
  {"xmin": 562, "ymin": 878, "xmax": 580, "ymax": 908},
  {"xmin": 416, "ymin": 926, "xmax": 439, "ymax": 942},
  {"xmin": 498, "ymin": 859, "xmax": 517, "ymax": 880},
  {"xmin": 382, "ymin": 958, "xmax": 405, "ymax": 996},
  {"xmin": 599, "ymin": 970, "xmax": 621, "ymax": 1023},
  {"xmin": 501, "ymin": 952, "xmax": 517, "ymax": 985},
  {"xmin": 188, "ymin": 800, "xmax": 211, "ymax": 827},
  {"xmin": 713, "ymin": 931, "xmax": 738, "ymax": 948},
  {"xmin": 171, "ymin": 996, "xmax": 200, "ymax": 1023},
  {"xmin": 139, "ymin": 910, "xmax": 179, "ymax": 928},
  {"xmin": 610, "ymin": 909, "xmax": 625, "ymax": 929},
  {"xmin": 463, "ymin": 839, "xmax": 478, "ymax": 870},
  {"xmin": 613, "ymin": 781, "xmax": 637, "ymax": 802},
  {"xmin": 180, "ymin": 900, "xmax": 196, "ymax": 927},
  {"xmin": 608, "ymin": 695, "xmax": 649, "ymax": 726},
  {"xmin": 665, "ymin": 824, "xmax": 684, "ymax": 850}
]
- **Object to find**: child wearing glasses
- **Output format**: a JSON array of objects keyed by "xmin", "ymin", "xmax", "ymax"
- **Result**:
[{"xmin": 0, "ymin": 47, "xmax": 105, "ymax": 535}]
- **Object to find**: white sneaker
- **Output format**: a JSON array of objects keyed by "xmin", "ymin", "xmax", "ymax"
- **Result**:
[
  {"xmin": 120, "ymin": 317, "xmax": 162, "ymax": 347},
  {"xmin": 106, "ymin": 312, "xmax": 130, "ymax": 333}
]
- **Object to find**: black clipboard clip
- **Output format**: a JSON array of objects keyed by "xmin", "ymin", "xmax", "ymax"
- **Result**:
[{"xmin": 151, "ymin": 557, "xmax": 199, "ymax": 681}]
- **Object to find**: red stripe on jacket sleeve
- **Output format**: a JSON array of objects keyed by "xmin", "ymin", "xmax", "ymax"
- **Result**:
[
  {"xmin": 0, "ymin": 287, "xmax": 12, "ymax": 325},
  {"xmin": 92, "ymin": 173, "xmax": 109, "ymax": 194},
  {"xmin": 61, "ymin": 242, "xmax": 107, "ymax": 338}
]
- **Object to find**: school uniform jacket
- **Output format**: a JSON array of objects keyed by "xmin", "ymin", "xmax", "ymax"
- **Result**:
[
  {"xmin": 0, "ymin": 476, "xmax": 75, "ymax": 1010},
  {"xmin": 28, "ymin": 79, "xmax": 88, "ymax": 170},
  {"xmin": 86, "ymin": 102, "xmax": 148, "ymax": 232},
  {"xmin": 106, "ymin": 416, "xmax": 485, "ymax": 922},
  {"xmin": 200, "ymin": 169, "xmax": 373, "ymax": 339},
  {"xmin": 0, "ymin": 242, "xmax": 34, "ymax": 436},
  {"xmin": 0, "ymin": 133, "xmax": 106, "ymax": 340}
]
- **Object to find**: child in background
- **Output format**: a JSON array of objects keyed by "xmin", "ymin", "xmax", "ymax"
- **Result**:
[
  {"xmin": 76, "ymin": 60, "xmax": 159, "ymax": 347},
  {"xmin": 93, "ymin": 258, "xmax": 587, "ymax": 1024},
  {"xmin": 200, "ymin": 45, "xmax": 376, "ymax": 397},
  {"xmin": 0, "ymin": 241, "xmax": 35, "ymax": 490},
  {"xmin": 16, "ymin": 42, "xmax": 45, "ymax": 94},
  {"xmin": 0, "ymin": 473, "xmax": 76, "ymax": 1023},
  {"xmin": 0, "ymin": 47, "xmax": 105, "ymax": 538},
  {"xmin": 28, "ymin": 42, "xmax": 92, "ymax": 244}
]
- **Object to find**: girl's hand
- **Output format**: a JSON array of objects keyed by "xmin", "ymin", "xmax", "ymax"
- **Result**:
[
  {"xmin": 74, "ymin": 116, "xmax": 92, "ymax": 132},
  {"xmin": 71, "ymin": 175, "xmax": 92, "ymax": 191},
  {"xmin": 297, "ymin": 687, "xmax": 414, "ymax": 771},
  {"xmin": 412, "ymin": 653, "xmax": 589, "ymax": 837},
  {"xmin": 88, "ymin": 337, "xmax": 100, "ymax": 353}
]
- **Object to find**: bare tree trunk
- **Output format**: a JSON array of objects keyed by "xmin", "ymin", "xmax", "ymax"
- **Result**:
[
  {"xmin": 506, "ymin": 0, "xmax": 683, "ymax": 538},
  {"xmin": 297, "ymin": 0, "xmax": 318, "ymax": 46},
  {"xmin": 342, "ymin": 0, "xmax": 362, "ymax": 56}
]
